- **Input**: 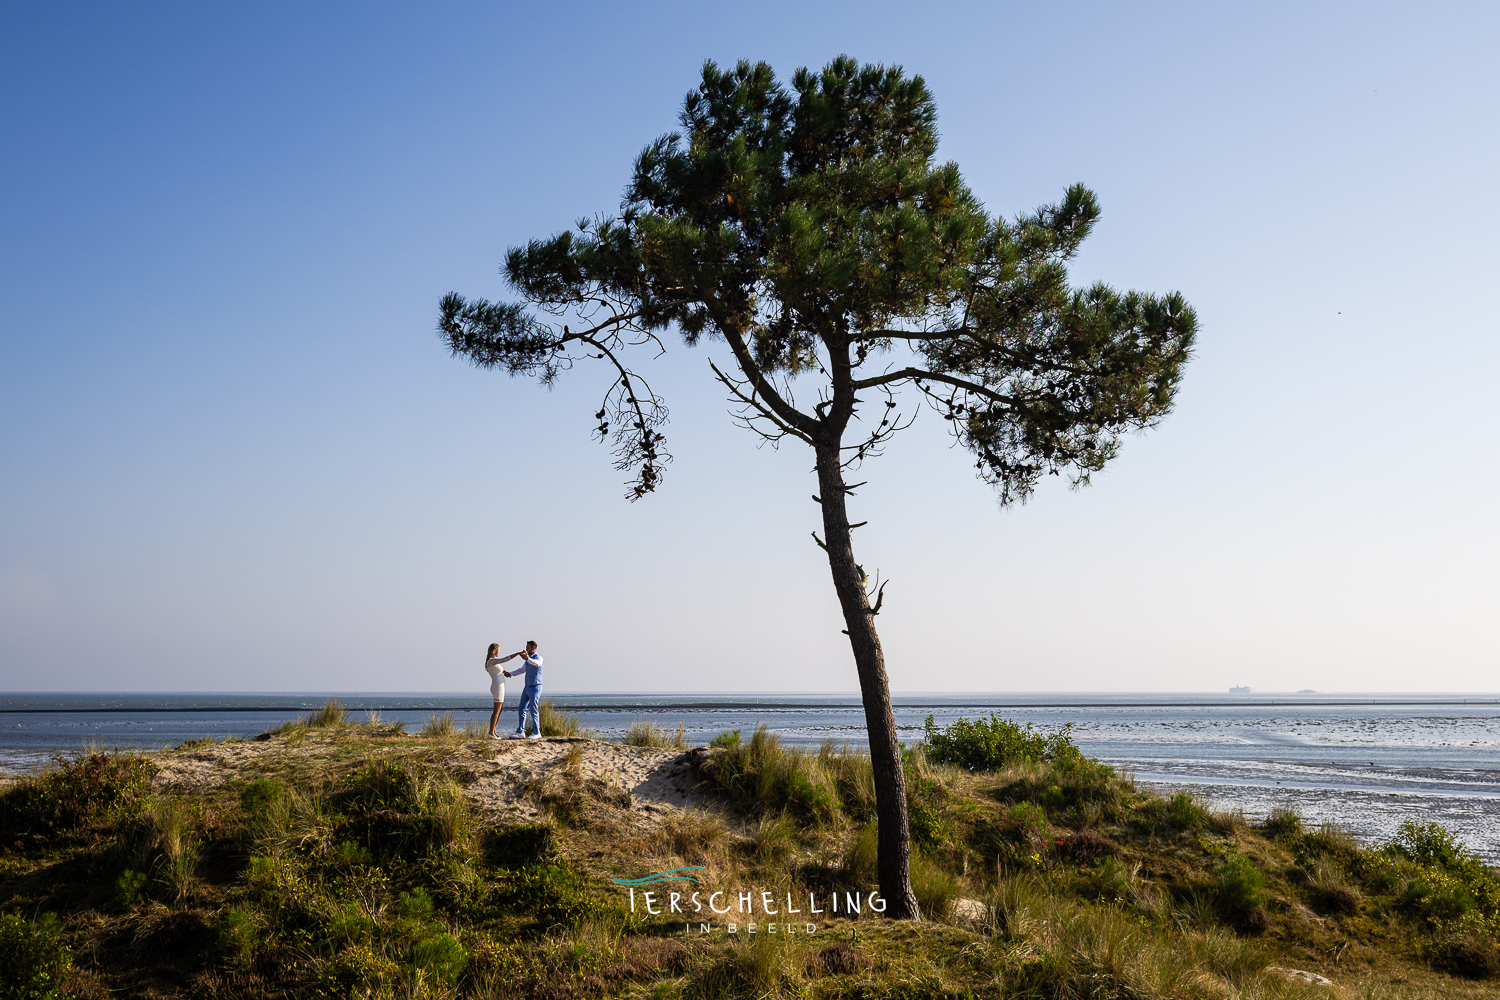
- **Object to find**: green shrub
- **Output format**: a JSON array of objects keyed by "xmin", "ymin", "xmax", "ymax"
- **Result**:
[
  {"xmin": 398, "ymin": 887, "xmax": 435, "ymax": 919},
  {"xmin": 331, "ymin": 839, "xmax": 372, "ymax": 867},
  {"xmin": 1088, "ymin": 855, "xmax": 1134, "ymax": 900},
  {"xmin": 412, "ymin": 931, "xmax": 469, "ymax": 986},
  {"xmin": 1059, "ymin": 830, "xmax": 1118, "ymax": 866},
  {"xmin": 246, "ymin": 854, "xmax": 324, "ymax": 933},
  {"xmin": 0, "ymin": 752, "xmax": 155, "ymax": 836},
  {"xmin": 334, "ymin": 759, "xmax": 467, "ymax": 841},
  {"xmin": 1260, "ymin": 806, "xmax": 1303, "ymax": 839},
  {"xmin": 1009, "ymin": 949, "xmax": 1071, "ymax": 995},
  {"xmin": 902, "ymin": 761, "xmax": 950, "ymax": 848},
  {"xmin": 147, "ymin": 796, "xmax": 201, "ymax": 901},
  {"xmin": 484, "ymin": 824, "xmax": 558, "ymax": 869},
  {"xmin": 333, "ymin": 771, "xmax": 468, "ymax": 859},
  {"xmin": 1214, "ymin": 854, "xmax": 1268, "ymax": 923},
  {"xmin": 337, "ymin": 760, "xmax": 417, "ymax": 813},
  {"xmin": 990, "ymin": 756, "xmax": 1120, "ymax": 823},
  {"xmin": 687, "ymin": 937, "xmax": 795, "ymax": 998},
  {"xmin": 1138, "ymin": 791, "xmax": 1207, "ymax": 833},
  {"xmin": 1428, "ymin": 931, "xmax": 1500, "ymax": 980},
  {"xmin": 1296, "ymin": 823, "xmax": 1362, "ymax": 868},
  {"xmin": 1385, "ymin": 820, "xmax": 1486, "ymax": 878},
  {"xmin": 219, "ymin": 908, "xmax": 261, "ymax": 963},
  {"xmin": 1360, "ymin": 859, "xmax": 1401, "ymax": 895},
  {"xmin": 980, "ymin": 801, "xmax": 1051, "ymax": 871},
  {"xmin": 1381, "ymin": 821, "xmax": 1500, "ymax": 925},
  {"xmin": 115, "ymin": 868, "xmax": 148, "ymax": 905},
  {"xmin": 710, "ymin": 729, "xmax": 742, "ymax": 749},
  {"xmin": 318, "ymin": 943, "xmax": 397, "ymax": 996},
  {"xmin": 1398, "ymin": 877, "xmax": 1477, "ymax": 922},
  {"xmin": 785, "ymin": 771, "xmax": 834, "ymax": 821},
  {"xmin": 751, "ymin": 814, "xmax": 796, "ymax": 864},
  {"xmin": 0, "ymin": 913, "xmax": 72, "ymax": 1000},
  {"xmin": 240, "ymin": 778, "xmax": 283, "ymax": 812},
  {"xmin": 500, "ymin": 864, "xmax": 599, "ymax": 928},
  {"xmin": 1311, "ymin": 873, "xmax": 1361, "ymax": 915},
  {"xmin": 923, "ymin": 714, "xmax": 1085, "ymax": 771},
  {"xmin": 1396, "ymin": 878, "xmax": 1433, "ymax": 914},
  {"xmin": 1168, "ymin": 792, "xmax": 1207, "ymax": 829}
]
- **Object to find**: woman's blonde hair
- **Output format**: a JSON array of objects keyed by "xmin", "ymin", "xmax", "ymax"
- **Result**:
[{"xmin": 486, "ymin": 642, "xmax": 500, "ymax": 658}]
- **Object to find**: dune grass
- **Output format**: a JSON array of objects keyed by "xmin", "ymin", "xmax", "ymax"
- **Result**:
[
  {"xmin": 421, "ymin": 710, "xmax": 455, "ymax": 737},
  {"xmin": 308, "ymin": 699, "xmax": 346, "ymax": 728},
  {"xmin": 539, "ymin": 699, "xmax": 590, "ymax": 738},
  {"xmin": 624, "ymin": 719, "xmax": 686, "ymax": 749},
  {"xmin": 263, "ymin": 699, "xmax": 350, "ymax": 739}
]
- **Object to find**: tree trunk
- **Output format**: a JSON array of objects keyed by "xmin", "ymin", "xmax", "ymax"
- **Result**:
[{"xmin": 814, "ymin": 444, "xmax": 920, "ymax": 920}]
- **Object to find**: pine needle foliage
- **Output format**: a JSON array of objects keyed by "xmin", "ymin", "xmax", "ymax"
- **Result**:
[{"xmin": 438, "ymin": 56, "xmax": 1196, "ymax": 504}]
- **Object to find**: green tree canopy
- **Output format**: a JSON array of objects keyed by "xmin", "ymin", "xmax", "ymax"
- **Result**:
[{"xmin": 439, "ymin": 56, "xmax": 1196, "ymax": 917}]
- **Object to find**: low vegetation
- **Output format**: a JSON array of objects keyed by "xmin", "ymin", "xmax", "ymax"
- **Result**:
[
  {"xmin": 922, "ymin": 712, "xmax": 1087, "ymax": 771},
  {"xmin": 0, "ymin": 708, "xmax": 1496, "ymax": 998},
  {"xmin": 538, "ymin": 700, "xmax": 590, "ymax": 738},
  {"xmin": 624, "ymin": 719, "xmax": 687, "ymax": 749}
]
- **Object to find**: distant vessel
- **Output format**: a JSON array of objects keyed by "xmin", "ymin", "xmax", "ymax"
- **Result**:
[{"xmin": 1229, "ymin": 686, "xmax": 1251, "ymax": 695}]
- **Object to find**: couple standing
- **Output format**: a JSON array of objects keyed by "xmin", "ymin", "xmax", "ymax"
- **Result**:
[{"xmin": 484, "ymin": 641, "xmax": 543, "ymax": 739}]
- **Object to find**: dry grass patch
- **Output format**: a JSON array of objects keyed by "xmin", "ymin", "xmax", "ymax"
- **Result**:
[
  {"xmin": 540, "ymin": 700, "xmax": 590, "ymax": 737},
  {"xmin": 654, "ymin": 809, "xmax": 733, "ymax": 867},
  {"xmin": 625, "ymin": 719, "xmax": 686, "ymax": 749}
]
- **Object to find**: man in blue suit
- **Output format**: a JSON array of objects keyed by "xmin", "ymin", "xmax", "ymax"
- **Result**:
[{"xmin": 504, "ymin": 640, "xmax": 543, "ymax": 739}]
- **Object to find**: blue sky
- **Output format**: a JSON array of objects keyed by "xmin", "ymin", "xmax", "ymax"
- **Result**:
[{"xmin": 1, "ymin": 2, "xmax": 1496, "ymax": 693}]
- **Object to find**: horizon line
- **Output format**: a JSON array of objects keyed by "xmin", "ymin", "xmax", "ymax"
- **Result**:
[{"xmin": 3, "ymin": 689, "xmax": 1500, "ymax": 698}]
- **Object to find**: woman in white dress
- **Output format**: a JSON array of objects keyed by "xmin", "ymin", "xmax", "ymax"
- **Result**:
[{"xmin": 484, "ymin": 643, "xmax": 521, "ymax": 739}]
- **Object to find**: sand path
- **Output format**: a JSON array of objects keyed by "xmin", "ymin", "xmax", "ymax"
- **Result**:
[{"xmin": 147, "ymin": 733, "xmax": 713, "ymax": 823}]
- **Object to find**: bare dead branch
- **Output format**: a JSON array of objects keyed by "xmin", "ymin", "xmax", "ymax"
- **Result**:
[{"xmin": 708, "ymin": 358, "xmax": 815, "ymax": 446}]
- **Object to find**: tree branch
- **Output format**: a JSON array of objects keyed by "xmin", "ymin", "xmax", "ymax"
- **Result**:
[
  {"xmin": 715, "ymin": 321, "xmax": 822, "ymax": 440},
  {"xmin": 852, "ymin": 367, "xmax": 1018, "ymax": 408},
  {"xmin": 858, "ymin": 326, "xmax": 1097, "ymax": 379},
  {"xmin": 708, "ymin": 359, "xmax": 814, "ymax": 446},
  {"xmin": 572, "ymin": 331, "xmax": 670, "ymax": 499}
]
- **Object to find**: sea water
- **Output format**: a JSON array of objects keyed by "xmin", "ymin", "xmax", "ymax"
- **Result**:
[{"xmin": 2, "ymin": 693, "xmax": 1497, "ymax": 862}]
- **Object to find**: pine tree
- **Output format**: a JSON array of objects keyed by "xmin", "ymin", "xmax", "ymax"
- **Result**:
[{"xmin": 438, "ymin": 56, "xmax": 1197, "ymax": 918}]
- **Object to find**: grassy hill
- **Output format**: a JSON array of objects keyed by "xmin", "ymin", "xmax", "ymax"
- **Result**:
[{"xmin": 1, "ymin": 705, "xmax": 1497, "ymax": 999}]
